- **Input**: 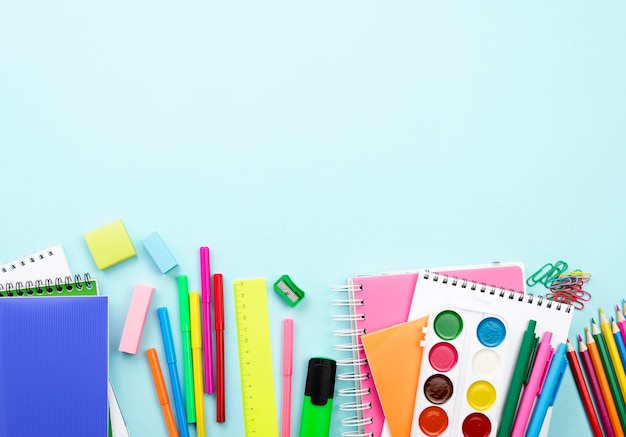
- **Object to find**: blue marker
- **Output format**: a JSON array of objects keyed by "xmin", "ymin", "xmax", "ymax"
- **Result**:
[
  {"xmin": 158, "ymin": 307, "xmax": 190, "ymax": 437},
  {"xmin": 525, "ymin": 342, "xmax": 568, "ymax": 437}
]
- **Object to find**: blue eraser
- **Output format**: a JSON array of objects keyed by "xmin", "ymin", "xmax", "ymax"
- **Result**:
[{"xmin": 142, "ymin": 232, "xmax": 178, "ymax": 273}]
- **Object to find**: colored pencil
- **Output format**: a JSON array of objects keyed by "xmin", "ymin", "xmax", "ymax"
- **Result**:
[
  {"xmin": 613, "ymin": 318, "xmax": 626, "ymax": 375},
  {"xmin": 567, "ymin": 339, "xmax": 604, "ymax": 437},
  {"xmin": 600, "ymin": 309, "xmax": 626, "ymax": 400},
  {"xmin": 617, "ymin": 304, "xmax": 626, "ymax": 363},
  {"xmin": 586, "ymin": 327, "xmax": 624, "ymax": 436},
  {"xmin": 590, "ymin": 322, "xmax": 626, "ymax": 430}
]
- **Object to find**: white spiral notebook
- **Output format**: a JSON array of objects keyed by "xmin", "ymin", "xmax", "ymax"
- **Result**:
[
  {"xmin": 408, "ymin": 271, "xmax": 573, "ymax": 437},
  {"xmin": 0, "ymin": 244, "xmax": 71, "ymax": 289}
]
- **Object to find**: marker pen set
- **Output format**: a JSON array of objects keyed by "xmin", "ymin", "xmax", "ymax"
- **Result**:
[{"xmin": 146, "ymin": 249, "xmax": 224, "ymax": 437}]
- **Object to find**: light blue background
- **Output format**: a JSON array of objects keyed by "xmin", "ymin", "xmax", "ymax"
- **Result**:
[{"xmin": 1, "ymin": 1, "xmax": 625, "ymax": 436}]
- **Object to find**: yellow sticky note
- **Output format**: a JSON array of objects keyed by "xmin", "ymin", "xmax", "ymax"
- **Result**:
[{"xmin": 85, "ymin": 219, "xmax": 137, "ymax": 270}]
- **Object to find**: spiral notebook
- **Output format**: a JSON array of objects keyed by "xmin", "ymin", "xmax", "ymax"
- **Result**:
[
  {"xmin": 0, "ymin": 296, "xmax": 109, "ymax": 436},
  {"xmin": 0, "ymin": 244, "xmax": 71, "ymax": 289},
  {"xmin": 332, "ymin": 263, "xmax": 526, "ymax": 437},
  {"xmin": 0, "ymin": 274, "xmax": 99, "ymax": 297},
  {"xmin": 407, "ymin": 271, "xmax": 573, "ymax": 437}
]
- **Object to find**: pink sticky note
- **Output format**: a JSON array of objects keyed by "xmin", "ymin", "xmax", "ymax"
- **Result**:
[{"xmin": 119, "ymin": 284, "xmax": 155, "ymax": 354}]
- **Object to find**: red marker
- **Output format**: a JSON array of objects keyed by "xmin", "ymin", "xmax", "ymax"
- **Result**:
[{"xmin": 214, "ymin": 273, "xmax": 226, "ymax": 422}]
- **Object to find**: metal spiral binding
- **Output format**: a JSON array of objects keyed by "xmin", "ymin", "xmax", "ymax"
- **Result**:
[
  {"xmin": 0, "ymin": 273, "xmax": 92, "ymax": 297},
  {"xmin": 332, "ymin": 282, "xmax": 374, "ymax": 437},
  {"xmin": 0, "ymin": 247, "xmax": 57, "ymax": 274},
  {"xmin": 422, "ymin": 270, "xmax": 572, "ymax": 313}
]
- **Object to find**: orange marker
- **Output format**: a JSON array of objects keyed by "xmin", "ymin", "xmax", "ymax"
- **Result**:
[{"xmin": 147, "ymin": 348, "xmax": 180, "ymax": 437}]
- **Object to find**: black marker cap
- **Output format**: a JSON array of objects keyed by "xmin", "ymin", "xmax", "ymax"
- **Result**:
[{"xmin": 304, "ymin": 357, "xmax": 337, "ymax": 406}]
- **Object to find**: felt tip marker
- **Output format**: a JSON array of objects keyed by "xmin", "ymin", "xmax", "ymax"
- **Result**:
[
  {"xmin": 510, "ymin": 331, "xmax": 554, "ymax": 437},
  {"xmin": 177, "ymin": 275, "xmax": 196, "ymax": 423},
  {"xmin": 157, "ymin": 307, "xmax": 190, "ymax": 437},
  {"xmin": 190, "ymin": 292, "xmax": 206, "ymax": 437},
  {"xmin": 200, "ymin": 247, "xmax": 214, "ymax": 394}
]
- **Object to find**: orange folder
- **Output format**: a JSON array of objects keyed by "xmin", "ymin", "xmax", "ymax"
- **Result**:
[{"xmin": 361, "ymin": 317, "xmax": 428, "ymax": 437}]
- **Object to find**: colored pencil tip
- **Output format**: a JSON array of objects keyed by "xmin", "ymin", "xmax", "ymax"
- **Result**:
[
  {"xmin": 591, "ymin": 318, "xmax": 596, "ymax": 324},
  {"xmin": 617, "ymin": 304, "xmax": 621, "ymax": 312},
  {"xmin": 578, "ymin": 334, "xmax": 583, "ymax": 341}
]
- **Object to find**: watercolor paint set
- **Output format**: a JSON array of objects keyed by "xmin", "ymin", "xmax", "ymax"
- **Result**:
[{"xmin": 412, "ymin": 307, "xmax": 511, "ymax": 437}]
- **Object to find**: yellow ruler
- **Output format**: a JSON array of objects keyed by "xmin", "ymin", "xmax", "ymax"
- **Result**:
[{"xmin": 233, "ymin": 278, "xmax": 278, "ymax": 436}]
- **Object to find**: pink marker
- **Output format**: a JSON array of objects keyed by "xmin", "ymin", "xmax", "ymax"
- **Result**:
[
  {"xmin": 200, "ymin": 247, "xmax": 214, "ymax": 394},
  {"xmin": 282, "ymin": 319, "xmax": 294, "ymax": 437},
  {"xmin": 511, "ymin": 331, "xmax": 554, "ymax": 437}
]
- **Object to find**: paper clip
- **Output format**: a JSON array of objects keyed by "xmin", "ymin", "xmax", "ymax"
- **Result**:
[
  {"xmin": 526, "ymin": 261, "xmax": 569, "ymax": 287},
  {"xmin": 546, "ymin": 291, "xmax": 586, "ymax": 310},
  {"xmin": 545, "ymin": 269, "xmax": 592, "ymax": 310}
]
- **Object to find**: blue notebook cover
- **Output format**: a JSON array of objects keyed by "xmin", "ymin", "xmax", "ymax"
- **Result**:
[{"xmin": 0, "ymin": 296, "xmax": 108, "ymax": 437}]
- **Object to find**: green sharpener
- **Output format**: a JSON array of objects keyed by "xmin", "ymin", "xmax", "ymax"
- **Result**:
[{"xmin": 273, "ymin": 274, "xmax": 305, "ymax": 307}]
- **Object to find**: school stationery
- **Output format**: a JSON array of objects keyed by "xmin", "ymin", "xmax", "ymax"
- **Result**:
[
  {"xmin": 579, "ymin": 334, "xmax": 620, "ymax": 437},
  {"xmin": 282, "ymin": 318, "xmax": 294, "ymax": 437},
  {"xmin": 600, "ymin": 309, "xmax": 626, "ymax": 400},
  {"xmin": 526, "ymin": 343, "xmax": 568, "ymax": 437},
  {"xmin": 200, "ymin": 246, "xmax": 214, "ymax": 394},
  {"xmin": 612, "ymin": 319, "xmax": 626, "ymax": 375},
  {"xmin": 510, "ymin": 331, "xmax": 554, "ymax": 437},
  {"xmin": 177, "ymin": 275, "xmax": 196, "ymax": 423},
  {"xmin": 0, "ymin": 273, "xmax": 98, "ymax": 297},
  {"xmin": 234, "ymin": 278, "xmax": 279, "ymax": 436},
  {"xmin": 143, "ymin": 232, "xmax": 178, "ymax": 273},
  {"xmin": 0, "ymin": 244, "xmax": 71, "ymax": 287},
  {"xmin": 0, "ymin": 296, "xmax": 108, "ymax": 436},
  {"xmin": 109, "ymin": 380, "xmax": 131, "ymax": 437},
  {"xmin": 274, "ymin": 274, "xmax": 306, "ymax": 306},
  {"xmin": 119, "ymin": 284, "xmax": 155, "ymax": 354},
  {"xmin": 407, "ymin": 271, "xmax": 573, "ymax": 437},
  {"xmin": 146, "ymin": 348, "xmax": 179, "ymax": 437},
  {"xmin": 84, "ymin": 219, "xmax": 137, "ymax": 270},
  {"xmin": 214, "ymin": 273, "xmax": 226, "ymax": 422},
  {"xmin": 299, "ymin": 357, "xmax": 336, "ymax": 437},
  {"xmin": 566, "ymin": 340, "xmax": 604, "ymax": 437},
  {"xmin": 590, "ymin": 322, "xmax": 626, "ymax": 428},
  {"xmin": 158, "ymin": 307, "xmax": 190, "ymax": 437},
  {"xmin": 618, "ymin": 303, "xmax": 626, "ymax": 348},
  {"xmin": 189, "ymin": 292, "xmax": 206, "ymax": 437},
  {"xmin": 337, "ymin": 263, "xmax": 525, "ymax": 437},
  {"xmin": 497, "ymin": 319, "xmax": 537, "ymax": 437},
  {"xmin": 360, "ymin": 317, "xmax": 428, "ymax": 437},
  {"xmin": 413, "ymin": 309, "xmax": 507, "ymax": 437}
]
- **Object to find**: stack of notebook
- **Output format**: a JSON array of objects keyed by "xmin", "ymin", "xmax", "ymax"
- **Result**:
[
  {"xmin": 333, "ymin": 262, "xmax": 574, "ymax": 437},
  {"xmin": 0, "ymin": 246, "xmax": 110, "ymax": 437}
]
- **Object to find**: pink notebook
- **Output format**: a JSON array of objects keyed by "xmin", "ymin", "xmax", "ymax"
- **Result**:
[{"xmin": 333, "ymin": 263, "xmax": 525, "ymax": 437}]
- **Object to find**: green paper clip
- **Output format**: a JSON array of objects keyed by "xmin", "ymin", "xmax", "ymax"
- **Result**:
[{"xmin": 273, "ymin": 275, "xmax": 305, "ymax": 307}]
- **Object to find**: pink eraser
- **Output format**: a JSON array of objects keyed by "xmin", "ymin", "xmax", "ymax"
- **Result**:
[{"xmin": 119, "ymin": 284, "xmax": 155, "ymax": 354}]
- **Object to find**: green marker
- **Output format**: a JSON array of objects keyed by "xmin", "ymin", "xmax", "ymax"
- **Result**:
[
  {"xmin": 299, "ymin": 357, "xmax": 336, "ymax": 437},
  {"xmin": 497, "ymin": 319, "xmax": 537, "ymax": 437},
  {"xmin": 177, "ymin": 275, "xmax": 196, "ymax": 423}
]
